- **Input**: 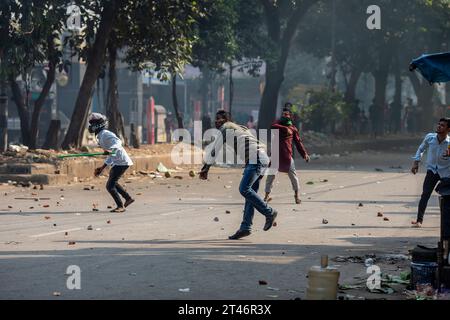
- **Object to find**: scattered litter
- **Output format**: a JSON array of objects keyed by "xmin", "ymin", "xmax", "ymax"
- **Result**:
[
  {"xmin": 338, "ymin": 284, "xmax": 364, "ymax": 290},
  {"xmin": 165, "ymin": 172, "xmax": 171, "ymax": 178},
  {"xmin": 189, "ymin": 171, "xmax": 196, "ymax": 177},
  {"xmin": 369, "ymin": 287, "xmax": 394, "ymax": 295},
  {"xmin": 75, "ymin": 213, "xmax": 81, "ymax": 216},
  {"xmin": 208, "ymin": 207, "xmax": 214, "ymax": 210},
  {"xmin": 53, "ymin": 224, "xmax": 57, "ymax": 227},
  {"xmin": 52, "ymin": 292, "xmax": 61, "ymax": 297},
  {"xmin": 267, "ymin": 287, "xmax": 280, "ymax": 291},
  {"xmin": 68, "ymin": 241, "xmax": 76, "ymax": 245},
  {"xmin": 377, "ymin": 212, "xmax": 383, "ymax": 217},
  {"xmin": 320, "ymin": 179, "xmax": 328, "ymax": 182},
  {"xmin": 306, "ymin": 181, "xmax": 314, "ymax": 185},
  {"xmin": 136, "ymin": 193, "xmax": 142, "ymax": 195},
  {"xmin": 174, "ymin": 176, "xmax": 183, "ymax": 180},
  {"xmin": 383, "ymin": 217, "xmax": 390, "ymax": 221},
  {"xmin": 375, "ymin": 168, "xmax": 384, "ymax": 172},
  {"xmin": 358, "ymin": 203, "xmax": 364, "ymax": 207},
  {"xmin": 266, "ymin": 295, "xmax": 278, "ymax": 298},
  {"xmin": 83, "ymin": 187, "xmax": 90, "ymax": 191},
  {"xmin": 129, "ymin": 273, "xmax": 137, "ymax": 276},
  {"xmin": 178, "ymin": 288, "xmax": 190, "ymax": 293},
  {"xmin": 225, "ymin": 210, "xmax": 231, "ymax": 214},
  {"xmin": 5, "ymin": 241, "xmax": 20, "ymax": 245},
  {"xmin": 43, "ymin": 204, "xmax": 50, "ymax": 208},
  {"xmin": 87, "ymin": 225, "xmax": 93, "ymax": 230},
  {"xmin": 8, "ymin": 144, "xmax": 28, "ymax": 153},
  {"xmin": 322, "ymin": 219, "xmax": 328, "ymax": 224},
  {"xmin": 44, "ymin": 216, "xmax": 51, "ymax": 220},
  {"xmin": 8, "ymin": 206, "xmax": 12, "ymax": 209},
  {"xmin": 157, "ymin": 163, "xmax": 169, "ymax": 173},
  {"xmin": 224, "ymin": 185, "xmax": 232, "ymax": 189},
  {"xmin": 273, "ymin": 222, "xmax": 277, "ymax": 227},
  {"xmin": 65, "ymin": 232, "xmax": 68, "ymax": 236},
  {"xmin": 213, "ymin": 217, "xmax": 219, "ymax": 222},
  {"xmin": 107, "ymin": 220, "xmax": 111, "ymax": 224},
  {"xmin": 259, "ymin": 280, "xmax": 268, "ymax": 285}
]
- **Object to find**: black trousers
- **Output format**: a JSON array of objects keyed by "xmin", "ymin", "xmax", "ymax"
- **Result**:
[
  {"xmin": 106, "ymin": 166, "xmax": 131, "ymax": 208},
  {"xmin": 440, "ymin": 196, "xmax": 450, "ymax": 239},
  {"xmin": 417, "ymin": 170, "xmax": 441, "ymax": 223}
]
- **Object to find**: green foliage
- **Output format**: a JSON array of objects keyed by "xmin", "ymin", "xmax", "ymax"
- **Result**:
[
  {"xmin": 0, "ymin": 0, "xmax": 66, "ymax": 80},
  {"xmin": 297, "ymin": 89, "xmax": 351, "ymax": 133}
]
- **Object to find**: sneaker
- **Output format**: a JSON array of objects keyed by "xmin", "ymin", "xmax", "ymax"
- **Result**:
[
  {"xmin": 124, "ymin": 198, "xmax": 135, "ymax": 208},
  {"xmin": 263, "ymin": 210, "xmax": 278, "ymax": 231},
  {"xmin": 295, "ymin": 197, "xmax": 301, "ymax": 204},
  {"xmin": 110, "ymin": 207, "xmax": 126, "ymax": 213},
  {"xmin": 228, "ymin": 229, "xmax": 251, "ymax": 240}
]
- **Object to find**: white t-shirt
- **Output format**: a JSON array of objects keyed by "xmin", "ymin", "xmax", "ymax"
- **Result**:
[{"xmin": 97, "ymin": 130, "xmax": 133, "ymax": 167}]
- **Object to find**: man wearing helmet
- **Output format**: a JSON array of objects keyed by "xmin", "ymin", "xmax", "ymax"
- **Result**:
[{"xmin": 89, "ymin": 113, "xmax": 135, "ymax": 212}]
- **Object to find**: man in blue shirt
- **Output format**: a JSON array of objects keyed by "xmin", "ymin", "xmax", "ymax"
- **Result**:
[{"xmin": 411, "ymin": 118, "xmax": 450, "ymax": 227}]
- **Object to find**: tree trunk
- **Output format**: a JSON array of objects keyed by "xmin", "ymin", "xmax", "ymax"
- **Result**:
[
  {"xmin": 344, "ymin": 67, "xmax": 362, "ymax": 105},
  {"xmin": 408, "ymin": 72, "xmax": 435, "ymax": 132},
  {"xmin": 130, "ymin": 123, "xmax": 140, "ymax": 149},
  {"xmin": 391, "ymin": 61, "xmax": 402, "ymax": 134},
  {"xmin": 106, "ymin": 39, "xmax": 127, "ymax": 144},
  {"xmin": 42, "ymin": 119, "xmax": 60, "ymax": 150},
  {"xmin": 229, "ymin": 62, "xmax": 234, "ymax": 116},
  {"xmin": 9, "ymin": 75, "xmax": 31, "ymax": 146},
  {"xmin": 372, "ymin": 69, "xmax": 389, "ymax": 137},
  {"xmin": 29, "ymin": 36, "xmax": 57, "ymax": 149},
  {"xmin": 61, "ymin": 1, "xmax": 118, "ymax": 150},
  {"xmin": 171, "ymin": 73, "xmax": 184, "ymax": 129},
  {"xmin": 259, "ymin": 62, "xmax": 284, "ymax": 130},
  {"xmin": 258, "ymin": 0, "xmax": 314, "ymax": 130},
  {"xmin": 200, "ymin": 68, "xmax": 211, "ymax": 115}
]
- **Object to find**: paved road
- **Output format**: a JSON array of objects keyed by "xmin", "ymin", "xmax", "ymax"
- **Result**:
[{"xmin": 0, "ymin": 151, "xmax": 440, "ymax": 299}]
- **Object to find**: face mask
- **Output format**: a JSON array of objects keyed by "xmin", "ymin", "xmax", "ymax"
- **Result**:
[{"xmin": 280, "ymin": 117, "xmax": 292, "ymax": 126}]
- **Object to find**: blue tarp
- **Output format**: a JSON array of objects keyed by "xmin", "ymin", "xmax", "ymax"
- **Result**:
[{"xmin": 410, "ymin": 52, "xmax": 450, "ymax": 84}]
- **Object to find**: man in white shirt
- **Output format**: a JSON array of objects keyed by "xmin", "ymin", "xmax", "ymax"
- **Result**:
[
  {"xmin": 411, "ymin": 118, "xmax": 450, "ymax": 227},
  {"xmin": 89, "ymin": 113, "xmax": 135, "ymax": 213}
]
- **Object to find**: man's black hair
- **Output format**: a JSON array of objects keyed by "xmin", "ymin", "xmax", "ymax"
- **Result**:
[
  {"xmin": 216, "ymin": 110, "xmax": 232, "ymax": 121},
  {"xmin": 284, "ymin": 102, "xmax": 293, "ymax": 109},
  {"xmin": 439, "ymin": 118, "xmax": 450, "ymax": 128},
  {"xmin": 283, "ymin": 102, "xmax": 293, "ymax": 114}
]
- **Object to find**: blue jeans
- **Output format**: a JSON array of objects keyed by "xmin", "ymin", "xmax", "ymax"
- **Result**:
[{"xmin": 239, "ymin": 163, "xmax": 274, "ymax": 231}]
